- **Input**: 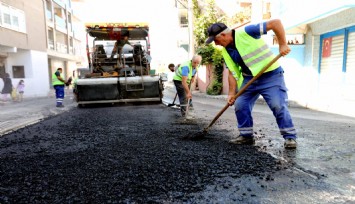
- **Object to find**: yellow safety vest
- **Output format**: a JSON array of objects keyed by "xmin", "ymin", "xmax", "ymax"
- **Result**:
[
  {"xmin": 52, "ymin": 71, "xmax": 65, "ymax": 86},
  {"xmin": 173, "ymin": 61, "xmax": 195, "ymax": 84},
  {"xmin": 221, "ymin": 28, "xmax": 280, "ymax": 89}
]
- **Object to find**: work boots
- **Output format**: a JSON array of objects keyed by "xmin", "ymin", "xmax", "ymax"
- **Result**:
[
  {"xmin": 284, "ymin": 138, "xmax": 297, "ymax": 149},
  {"xmin": 230, "ymin": 136, "xmax": 297, "ymax": 149},
  {"xmin": 229, "ymin": 136, "xmax": 255, "ymax": 145}
]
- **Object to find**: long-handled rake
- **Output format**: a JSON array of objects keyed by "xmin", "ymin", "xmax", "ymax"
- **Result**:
[{"xmin": 183, "ymin": 54, "xmax": 282, "ymax": 140}]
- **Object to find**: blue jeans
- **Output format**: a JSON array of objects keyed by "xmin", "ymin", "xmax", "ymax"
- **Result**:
[{"xmin": 234, "ymin": 68, "xmax": 297, "ymax": 139}]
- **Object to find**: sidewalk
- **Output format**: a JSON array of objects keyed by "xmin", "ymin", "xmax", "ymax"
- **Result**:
[{"xmin": 0, "ymin": 92, "xmax": 76, "ymax": 136}]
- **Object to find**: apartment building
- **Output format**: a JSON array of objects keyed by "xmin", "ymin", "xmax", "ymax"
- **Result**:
[{"xmin": 0, "ymin": 0, "xmax": 84, "ymax": 97}]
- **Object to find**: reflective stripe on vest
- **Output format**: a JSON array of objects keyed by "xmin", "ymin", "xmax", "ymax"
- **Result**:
[
  {"xmin": 222, "ymin": 28, "xmax": 280, "ymax": 89},
  {"xmin": 173, "ymin": 61, "xmax": 193, "ymax": 84},
  {"xmin": 52, "ymin": 72, "xmax": 65, "ymax": 86}
]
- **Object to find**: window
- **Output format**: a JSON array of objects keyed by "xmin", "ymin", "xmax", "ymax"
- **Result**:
[
  {"xmin": 1, "ymin": 4, "xmax": 11, "ymax": 27},
  {"xmin": 179, "ymin": 9, "xmax": 188, "ymax": 27},
  {"xmin": 12, "ymin": 66, "xmax": 25, "ymax": 78},
  {"xmin": 0, "ymin": 3, "xmax": 26, "ymax": 33},
  {"xmin": 12, "ymin": 15, "xmax": 19, "ymax": 27}
]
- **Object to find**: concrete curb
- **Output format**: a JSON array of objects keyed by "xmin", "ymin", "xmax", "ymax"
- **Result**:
[
  {"xmin": 0, "ymin": 117, "xmax": 43, "ymax": 136},
  {"xmin": 0, "ymin": 94, "xmax": 77, "ymax": 136}
]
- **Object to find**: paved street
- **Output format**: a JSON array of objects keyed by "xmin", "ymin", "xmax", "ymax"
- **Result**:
[{"xmin": 0, "ymin": 86, "xmax": 355, "ymax": 203}]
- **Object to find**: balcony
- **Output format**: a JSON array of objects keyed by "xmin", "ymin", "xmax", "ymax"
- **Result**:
[
  {"xmin": 53, "ymin": 0, "xmax": 65, "ymax": 8},
  {"xmin": 48, "ymin": 40, "xmax": 55, "ymax": 50},
  {"xmin": 56, "ymin": 42, "xmax": 68, "ymax": 53},
  {"xmin": 68, "ymin": 22, "xmax": 72, "ymax": 33},
  {"xmin": 55, "ymin": 15, "xmax": 67, "ymax": 31}
]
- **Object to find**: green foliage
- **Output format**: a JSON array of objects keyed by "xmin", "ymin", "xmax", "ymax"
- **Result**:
[
  {"xmin": 191, "ymin": 0, "xmax": 251, "ymax": 95},
  {"xmin": 197, "ymin": 45, "xmax": 224, "ymax": 95},
  {"xmin": 196, "ymin": 44, "xmax": 214, "ymax": 65},
  {"xmin": 192, "ymin": 0, "xmax": 225, "ymax": 95},
  {"xmin": 207, "ymin": 61, "xmax": 224, "ymax": 95},
  {"xmin": 214, "ymin": 64, "xmax": 223, "ymax": 82},
  {"xmin": 192, "ymin": 0, "xmax": 223, "ymax": 47},
  {"xmin": 193, "ymin": 0, "xmax": 224, "ymax": 67},
  {"xmin": 228, "ymin": 6, "xmax": 252, "ymax": 25},
  {"xmin": 207, "ymin": 78, "xmax": 223, "ymax": 95},
  {"xmin": 211, "ymin": 48, "xmax": 224, "ymax": 67},
  {"xmin": 196, "ymin": 45, "xmax": 224, "ymax": 67}
]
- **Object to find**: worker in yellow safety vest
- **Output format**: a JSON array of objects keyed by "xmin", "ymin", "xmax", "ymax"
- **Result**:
[
  {"xmin": 173, "ymin": 55, "xmax": 202, "ymax": 117},
  {"xmin": 205, "ymin": 20, "xmax": 297, "ymax": 149},
  {"xmin": 52, "ymin": 67, "xmax": 69, "ymax": 108}
]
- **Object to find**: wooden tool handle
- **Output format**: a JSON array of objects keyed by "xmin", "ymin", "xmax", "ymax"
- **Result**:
[{"xmin": 204, "ymin": 53, "xmax": 282, "ymax": 131}]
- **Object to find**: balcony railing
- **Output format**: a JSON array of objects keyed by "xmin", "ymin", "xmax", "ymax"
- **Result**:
[
  {"xmin": 69, "ymin": 46, "xmax": 74, "ymax": 54},
  {"xmin": 56, "ymin": 42, "xmax": 68, "ymax": 53},
  {"xmin": 48, "ymin": 40, "xmax": 55, "ymax": 50}
]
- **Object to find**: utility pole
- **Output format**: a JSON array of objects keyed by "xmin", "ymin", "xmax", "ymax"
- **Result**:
[{"xmin": 188, "ymin": 0, "xmax": 194, "ymax": 58}]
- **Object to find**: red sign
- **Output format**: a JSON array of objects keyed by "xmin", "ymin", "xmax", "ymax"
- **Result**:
[
  {"xmin": 322, "ymin": 37, "xmax": 332, "ymax": 58},
  {"xmin": 109, "ymin": 29, "xmax": 121, "ymax": 40}
]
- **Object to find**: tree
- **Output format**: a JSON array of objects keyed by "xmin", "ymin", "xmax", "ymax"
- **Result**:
[
  {"xmin": 229, "ymin": 5, "xmax": 252, "ymax": 26},
  {"xmin": 193, "ymin": 0, "xmax": 225, "ymax": 95},
  {"xmin": 192, "ymin": 0, "xmax": 223, "ymax": 47},
  {"xmin": 192, "ymin": 0, "xmax": 251, "ymax": 95}
]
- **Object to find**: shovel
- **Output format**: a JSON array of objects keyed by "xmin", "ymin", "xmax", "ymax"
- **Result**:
[
  {"xmin": 168, "ymin": 93, "xmax": 178, "ymax": 107},
  {"xmin": 169, "ymin": 82, "xmax": 193, "ymax": 107},
  {"xmin": 185, "ymin": 98, "xmax": 192, "ymax": 119},
  {"xmin": 183, "ymin": 53, "xmax": 282, "ymax": 140}
]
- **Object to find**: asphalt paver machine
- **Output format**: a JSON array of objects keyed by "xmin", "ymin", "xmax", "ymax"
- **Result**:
[{"xmin": 74, "ymin": 22, "xmax": 164, "ymax": 106}]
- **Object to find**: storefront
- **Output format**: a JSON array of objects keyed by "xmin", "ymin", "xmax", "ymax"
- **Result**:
[{"xmin": 319, "ymin": 26, "xmax": 355, "ymax": 100}]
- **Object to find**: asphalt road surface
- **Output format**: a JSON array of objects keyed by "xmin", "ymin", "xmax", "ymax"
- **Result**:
[{"xmin": 0, "ymin": 89, "xmax": 354, "ymax": 203}]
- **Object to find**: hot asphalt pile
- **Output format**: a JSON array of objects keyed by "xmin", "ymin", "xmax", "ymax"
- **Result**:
[{"xmin": 1, "ymin": 104, "xmax": 300, "ymax": 203}]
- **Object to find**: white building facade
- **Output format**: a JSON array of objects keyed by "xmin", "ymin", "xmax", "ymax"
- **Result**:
[{"xmin": 0, "ymin": 0, "xmax": 85, "ymax": 98}]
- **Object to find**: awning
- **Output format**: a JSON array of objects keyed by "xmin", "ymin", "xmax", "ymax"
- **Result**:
[
  {"xmin": 0, "ymin": 45, "xmax": 17, "ymax": 53},
  {"xmin": 285, "ymin": 4, "xmax": 355, "ymax": 34}
]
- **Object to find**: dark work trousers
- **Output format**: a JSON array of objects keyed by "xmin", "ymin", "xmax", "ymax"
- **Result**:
[{"xmin": 173, "ymin": 80, "xmax": 193, "ymax": 116}]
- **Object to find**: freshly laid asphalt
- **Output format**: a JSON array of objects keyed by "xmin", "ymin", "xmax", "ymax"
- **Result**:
[{"xmin": 0, "ymin": 84, "xmax": 354, "ymax": 203}]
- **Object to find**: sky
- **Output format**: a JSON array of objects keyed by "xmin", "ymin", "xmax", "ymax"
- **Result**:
[
  {"xmin": 73, "ymin": 0, "xmax": 355, "ymax": 27},
  {"xmin": 72, "ymin": 0, "xmax": 157, "ymax": 23}
]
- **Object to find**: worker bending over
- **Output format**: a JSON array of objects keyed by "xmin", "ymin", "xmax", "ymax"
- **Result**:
[
  {"xmin": 173, "ymin": 55, "xmax": 202, "ymax": 117},
  {"xmin": 205, "ymin": 19, "xmax": 297, "ymax": 149}
]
